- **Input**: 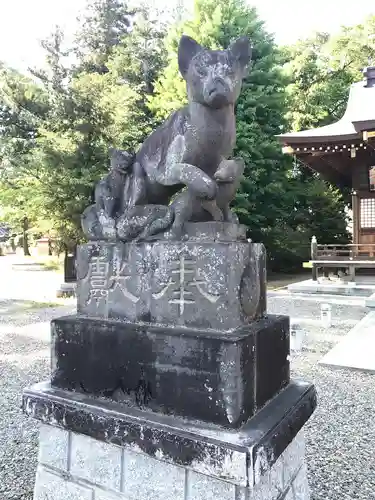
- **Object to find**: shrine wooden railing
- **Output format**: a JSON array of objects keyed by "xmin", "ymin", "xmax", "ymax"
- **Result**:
[
  {"xmin": 313, "ymin": 243, "xmax": 375, "ymax": 261},
  {"xmin": 309, "ymin": 237, "xmax": 375, "ymax": 281}
]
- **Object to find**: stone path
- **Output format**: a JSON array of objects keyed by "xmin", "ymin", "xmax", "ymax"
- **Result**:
[
  {"xmin": 0, "ymin": 301, "xmax": 74, "ymax": 500},
  {"xmin": 0, "ymin": 256, "xmax": 374, "ymax": 499},
  {"xmin": 0, "ymin": 254, "xmax": 71, "ymax": 303},
  {"xmin": 320, "ymin": 310, "xmax": 375, "ymax": 372},
  {"xmin": 0, "ymin": 255, "xmax": 74, "ymax": 499}
]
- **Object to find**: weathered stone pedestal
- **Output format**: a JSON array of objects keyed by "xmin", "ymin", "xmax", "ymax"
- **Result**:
[
  {"xmin": 23, "ymin": 223, "xmax": 316, "ymax": 500},
  {"xmin": 24, "ymin": 381, "xmax": 315, "ymax": 500}
]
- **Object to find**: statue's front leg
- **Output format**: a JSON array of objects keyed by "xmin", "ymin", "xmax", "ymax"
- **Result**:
[
  {"xmin": 201, "ymin": 199, "xmax": 224, "ymax": 221},
  {"xmin": 158, "ymin": 162, "xmax": 217, "ymax": 200},
  {"xmin": 222, "ymin": 207, "xmax": 239, "ymax": 224},
  {"xmin": 156, "ymin": 161, "xmax": 220, "ymax": 235}
]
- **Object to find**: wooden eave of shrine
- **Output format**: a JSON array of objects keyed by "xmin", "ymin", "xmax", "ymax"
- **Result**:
[{"xmin": 276, "ymin": 67, "xmax": 375, "ymax": 189}]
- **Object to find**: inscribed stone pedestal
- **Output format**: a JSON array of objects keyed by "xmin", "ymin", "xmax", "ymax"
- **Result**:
[{"xmin": 76, "ymin": 223, "xmax": 266, "ymax": 331}]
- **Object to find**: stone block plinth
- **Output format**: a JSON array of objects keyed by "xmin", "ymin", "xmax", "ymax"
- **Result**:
[
  {"xmin": 23, "ymin": 380, "xmax": 316, "ymax": 500},
  {"xmin": 51, "ymin": 314, "xmax": 290, "ymax": 427}
]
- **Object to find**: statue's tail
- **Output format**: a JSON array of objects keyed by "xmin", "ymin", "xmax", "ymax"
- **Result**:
[{"xmin": 137, "ymin": 207, "xmax": 175, "ymax": 241}]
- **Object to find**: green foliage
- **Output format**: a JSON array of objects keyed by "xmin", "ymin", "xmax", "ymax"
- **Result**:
[
  {"xmin": 0, "ymin": 0, "xmax": 167, "ymax": 248},
  {"xmin": 75, "ymin": 0, "xmax": 134, "ymax": 74},
  {"xmin": 0, "ymin": 65, "xmax": 49, "ymax": 249},
  {"xmin": 283, "ymin": 16, "xmax": 375, "ymax": 131},
  {"xmin": 108, "ymin": 7, "xmax": 168, "ymax": 132},
  {"xmin": 279, "ymin": 18, "xmax": 375, "ymax": 265},
  {"xmin": 1, "ymin": 1, "xmax": 372, "ymax": 269}
]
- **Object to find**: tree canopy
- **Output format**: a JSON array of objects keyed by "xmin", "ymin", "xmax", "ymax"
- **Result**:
[
  {"xmin": 0, "ymin": 0, "xmax": 166, "ymax": 251},
  {"xmin": 283, "ymin": 16, "xmax": 375, "ymax": 131},
  {"xmin": 149, "ymin": 0, "xmax": 351, "ymax": 268}
]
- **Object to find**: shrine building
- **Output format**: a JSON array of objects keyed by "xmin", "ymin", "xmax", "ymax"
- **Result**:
[{"xmin": 277, "ymin": 67, "xmax": 375, "ymax": 282}]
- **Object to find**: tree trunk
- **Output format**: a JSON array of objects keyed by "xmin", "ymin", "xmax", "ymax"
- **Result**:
[
  {"xmin": 22, "ymin": 217, "xmax": 31, "ymax": 256},
  {"xmin": 10, "ymin": 237, "xmax": 16, "ymax": 252}
]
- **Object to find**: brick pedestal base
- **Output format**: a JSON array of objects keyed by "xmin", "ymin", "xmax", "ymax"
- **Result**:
[
  {"xmin": 33, "ymin": 424, "xmax": 309, "ymax": 500},
  {"xmin": 23, "ymin": 381, "xmax": 315, "ymax": 500}
]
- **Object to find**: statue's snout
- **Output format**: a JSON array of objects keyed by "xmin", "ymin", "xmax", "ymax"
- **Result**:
[{"xmin": 205, "ymin": 77, "xmax": 230, "ymax": 107}]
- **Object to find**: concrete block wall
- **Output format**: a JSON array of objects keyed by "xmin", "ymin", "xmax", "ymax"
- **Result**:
[{"xmin": 33, "ymin": 424, "xmax": 310, "ymax": 500}]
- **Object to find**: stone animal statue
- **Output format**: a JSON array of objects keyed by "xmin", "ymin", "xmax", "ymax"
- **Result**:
[
  {"xmin": 81, "ymin": 149, "xmax": 135, "ymax": 240},
  {"xmin": 120, "ymin": 35, "xmax": 252, "ymax": 239}
]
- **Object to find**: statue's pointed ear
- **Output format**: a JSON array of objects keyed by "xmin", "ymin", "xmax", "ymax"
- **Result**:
[
  {"xmin": 178, "ymin": 35, "xmax": 203, "ymax": 77},
  {"xmin": 229, "ymin": 37, "xmax": 252, "ymax": 74}
]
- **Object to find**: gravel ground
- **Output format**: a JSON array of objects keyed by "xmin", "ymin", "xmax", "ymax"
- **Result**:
[
  {"xmin": 0, "ymin": 301, "xmax": 75, "ymax": 500},
  {"xmin": 270, "ymin": 293, "xmax": 375, "ymax": 499},
  {"xmin": 268, "ymin": 291, "xmax": 369, "ymax": 324},
  {"xmin": 295, "ymin": 353, "xmax": 375, "ymax": 500},
  {"xmin": 0, "ymin": 286, "xmax": 374, "ymax": 499}
]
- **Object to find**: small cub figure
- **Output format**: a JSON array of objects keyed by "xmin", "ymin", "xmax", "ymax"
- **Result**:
[
  {"xmin": 81, "ymin": 149, "xmax": 134, "ymax": 240},
  {"xmin": 203, "ymin": 158, "xmax": 245, "ymax": 223}
]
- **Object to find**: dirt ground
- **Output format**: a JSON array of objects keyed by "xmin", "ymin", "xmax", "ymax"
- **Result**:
[{"xmin": 267, "ymin": 271, "xmax": 310, "ymax": 290}]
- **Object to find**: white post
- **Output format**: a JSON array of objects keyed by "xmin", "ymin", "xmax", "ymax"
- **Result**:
[
  {"xmin": 290, "ymin": 323, "xmax": 304, "ymax": 352},
  {"xmin": 321, "ymin": 303, "xmax": 332, "ymax": 328}
]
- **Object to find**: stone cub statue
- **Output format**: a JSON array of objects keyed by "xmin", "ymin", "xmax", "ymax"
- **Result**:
[
  {"xmin": 200, "ymin": 157, "xmax": 245, "ymax": 223},
  {"xmin": 132, "ymin": 158, "xmax": 245, "ymax": 241},
  {"xmin": 81, "ymin": 149, "xmax": 134, "ymax": 240}
]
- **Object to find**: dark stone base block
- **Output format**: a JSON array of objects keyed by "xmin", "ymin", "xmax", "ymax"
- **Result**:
[
  {"xmin": 23, "ymin": 380, "xmax": 316, "ymax": 487},
  {"xmin": 51, "ymin": 314, "xmax": 290, "ymax": 428}
]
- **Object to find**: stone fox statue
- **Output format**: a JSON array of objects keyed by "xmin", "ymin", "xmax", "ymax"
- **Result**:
[{"xmin": 124, "ymin": 35, "xmax": 252, "ymax": 237}]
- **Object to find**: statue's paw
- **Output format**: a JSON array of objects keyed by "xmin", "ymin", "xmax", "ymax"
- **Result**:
[
  {"xmin": 203, "ymin": 200, "xmax": 224, "ymax": 221},
  {"xmin": 166, "ymin": 222, "xmax": 188, "ymax": 241},
  {"xmin": 102, "ymin": 224, "xmax": 117, "ymax": 240},
  {"xmin": 224, "ymin": 209, "xmax": 239, "ymax": 224},
  {"xmin": 213, "ymin": 209, "xmax": 224, "ymax": 222},
  {"xmin": 116, "ymin": 220, "xmax": 131, "ymax": 241},
  {"xmin": 133, "ymin": 229, "xmax": 149, "ymax": 242}
]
